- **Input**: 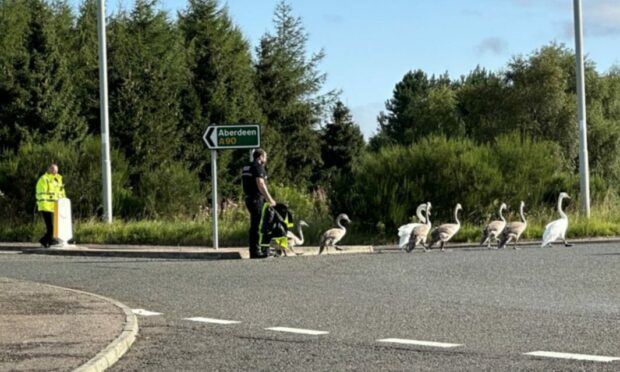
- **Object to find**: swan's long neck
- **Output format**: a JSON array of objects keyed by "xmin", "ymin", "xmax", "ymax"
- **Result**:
[
  {"xmin": 416, "ymin": 205, "xmax": 426, "ymax": 224},
  {"xmin": 558, "ymin": 196, "xmax": 567, "ymax": 219},
  {"xmin": 337, "ymin": 217, "xmax": 346, "ymax": 230},
  {"xmin": 425, "ymin": 208, "xmax": 431, "ymax": 227},
  {"xmin": 499, "ymin": 205, "xmax": 506, "ymax": 222},
  {"xmin": 454, "ymin": 207, "xmax": 460, "ymax": 226},
  {"xmin": 297, "ymin": 224, "xmax": 305, "ymax": 245},
  {"xmin": 520, "ymin": 203, "xmax": 526, "ymax": 224}
]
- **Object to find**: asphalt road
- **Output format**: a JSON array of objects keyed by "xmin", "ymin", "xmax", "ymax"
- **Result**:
[{"xmin": 1, "ymin": 243, "xmax": 618, "ymax": 371}]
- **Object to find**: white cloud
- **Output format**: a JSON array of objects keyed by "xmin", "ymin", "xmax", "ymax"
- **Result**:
[
  {"xmin": 586, "ymin": 1, "xmax": 620, "ymax": 36},
  {"xmin": 475, "ymin": 37, "xmax": 508, "ymax": 55},
  {"xmin": 559, "ymin": 0, "xmax": 620, "ymax": 38}
]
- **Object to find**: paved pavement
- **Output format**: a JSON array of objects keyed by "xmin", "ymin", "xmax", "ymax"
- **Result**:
[
  {"xmin": 0, "ymin": 242, "xmax": 374, "ymax": 259},
  {"xmin": 3, "ymin": 236, "xmax": 620, "ymax": 259},
  {"xmin": 0, "ymin": 243, "xmax": 372, "ymax": 371},
  {"xmin": 0, "ymin": 239, "xmax": 618, "ymax": 371},
  {"xmin": 0, "ymin": 277, "xmax": 137, "ymax": 372}
]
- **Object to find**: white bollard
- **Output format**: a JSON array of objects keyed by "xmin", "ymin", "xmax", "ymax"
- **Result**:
[{"xmin": 53, "ymin": 198, "xmax": 75, "ymax": 248}]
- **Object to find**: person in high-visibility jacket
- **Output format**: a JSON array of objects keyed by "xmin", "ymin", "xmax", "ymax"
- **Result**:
[{"xmin": 35, "ymin": 163, "xmax": 66, "ymax": 247}]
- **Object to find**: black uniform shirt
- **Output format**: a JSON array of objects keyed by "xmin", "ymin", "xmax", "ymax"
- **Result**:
[{"xmin": 242, "ymin": 161, "xmax": 267, "ymax": 198}]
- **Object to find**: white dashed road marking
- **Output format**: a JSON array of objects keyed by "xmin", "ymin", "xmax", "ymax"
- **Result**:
[
  {"xmin": 266, "ymin": 327, "xmax": 329, "ymax": 335},
  {"xmin": 524, "ymin": 351, "xmax": 620, "ymax": 363},
  {"xmin": 377, "ymin": 338, "xmax": 463, "ymax": 348},
  {"xmin": 185, "ymin": 317, "xmax": 241, "ymax": 325},
  {"xmin": 132, "ymin": 309, "xmax": 162, "ymax": 316}
]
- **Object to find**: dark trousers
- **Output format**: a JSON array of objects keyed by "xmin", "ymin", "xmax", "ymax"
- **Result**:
[
  {"xmin": 40, "ymin": 211, "xmax": 54, "ymax": 247},
  {"xmin": 245, "ymin": 196, "xmax": 264, "ymax": 258}
]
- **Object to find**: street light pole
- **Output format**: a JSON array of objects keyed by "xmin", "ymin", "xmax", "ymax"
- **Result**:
[
  {"xmin": 573, "ymin": 0, "xmax": 590, "ymax": 217},
  {"xmin": 97, "ymin": 0, "xmax": 113, "ymax": 223}
]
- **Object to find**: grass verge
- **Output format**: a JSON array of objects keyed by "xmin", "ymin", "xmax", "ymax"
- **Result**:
[{"xmin": 2, "ymin": 213, "xmax": 620, "ymax": 247}]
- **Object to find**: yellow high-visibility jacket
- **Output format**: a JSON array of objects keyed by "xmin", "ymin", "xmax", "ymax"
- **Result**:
[{"xmin": 35, "ymin": 173, "xmax": 66, "ymax": 212}]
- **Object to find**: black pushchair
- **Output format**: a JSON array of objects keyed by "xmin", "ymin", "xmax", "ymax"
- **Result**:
[{"xmin": 259, "ymin": 203, "xmax": 294, "ymax": 256}]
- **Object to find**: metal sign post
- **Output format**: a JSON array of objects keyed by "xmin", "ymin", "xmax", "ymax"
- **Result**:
[
  {"xmin": 203, "ymin": 125, "xmax": 261, "ymax": 250},
  {"xmin": 211, "ymin": 150, "xmax": 218, "ymax": 249}
]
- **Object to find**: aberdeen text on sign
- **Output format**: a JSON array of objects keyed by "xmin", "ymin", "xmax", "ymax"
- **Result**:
[{"xmin": 203, "ymin": 125, "xmax": 260, "ymax": 149}]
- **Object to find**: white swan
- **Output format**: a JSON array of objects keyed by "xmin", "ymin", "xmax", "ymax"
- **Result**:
[
  {"xmin": 480, "ymin": 202, "xmax": 507, "ymax": 249},
  {"xmin": 429, "ymin": 203, "xmax": 463, "ymax": 251},
  {"xmin": 397, "ymin": 203, "xmax": 430, "ymax": 248},
  {"xmin": 287, "ymin": 220, "xmax": 309, "ymax": 248},
  {"xmin": 499, "ymin": 201, "xmax": 527, "ymax": 249},
  {"xmin": 406, "ymin": 202, "xmax": 432, "ymax": 252},
  {"xmin": 541, "ymin": 192, "xmax": 571, "ymax": 248},
  {"xmin": 319, "ymin": 213, "xmax": 351, "ymax": 254}
]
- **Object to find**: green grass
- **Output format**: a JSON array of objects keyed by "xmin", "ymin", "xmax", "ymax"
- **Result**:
[{"xmin": 3, "ymin": 207, "xmax": 620, "ymax": 246}]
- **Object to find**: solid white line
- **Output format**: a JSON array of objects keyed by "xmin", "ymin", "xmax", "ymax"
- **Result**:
[
  {"xmin": 377, "ymin": 338, "xmax": 463, "ymax": 348},
  {"xmin": 185, "ymin": 317, "xmax": 241, "ymax": 325},
  {"xmin": 524, "ymin": 351, "xmax": 620, "ymax": 363},
  {"xmin": 131, "ymin": 309, "xmax": 162, "ymax": 316},
  {"xmin": 266, "ymin": 327, "xmax": 329, "ymax": 335}
]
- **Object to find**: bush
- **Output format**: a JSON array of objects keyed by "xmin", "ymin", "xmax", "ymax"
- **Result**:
[
  {"xmin": 270, "ymin": 183, "xmax": 327, "ymax": 222},
  {"xmin": 132, "ymin": 161, "xmax": 205, "ymax": 219},
  {"xmin": 0, "ymin": 136, "xmax": 131, "ymax": 221},
  {"xmin": 341, "ymin": 135, "xmax": 572, "ymax": 233},
  {"xmin": 492, "ymin": 132, "xmax": 574, "ymax": 207}
]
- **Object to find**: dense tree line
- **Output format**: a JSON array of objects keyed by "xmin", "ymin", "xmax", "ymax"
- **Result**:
[
  {"xmin": 0, "ymin": 0, "xmax": 356, "ymax": 220},
  {"xmin": 1, "ymin": 0, "xmax": 620, "ymax": 230},
  {"xmin": 371, "ymin": 44, "xmax": 620, "ymax": 181},
  {"xmin": 364, "ymin": 44, "xmax": 620, "ymax": 227}
]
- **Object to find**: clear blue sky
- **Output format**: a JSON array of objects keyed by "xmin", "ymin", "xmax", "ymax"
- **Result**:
[{"xmin": 94, "ymin": 0, "xmax": 620, "ymax": 139}]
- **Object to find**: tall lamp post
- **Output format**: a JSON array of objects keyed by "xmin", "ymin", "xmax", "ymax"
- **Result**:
[
  {"xmin": 97, "ymin": 0, "xmax": 113, "ymax": 223},
  {"xmin": 574, "ymin": 0, "xmax": 590, "ymax": 217}
]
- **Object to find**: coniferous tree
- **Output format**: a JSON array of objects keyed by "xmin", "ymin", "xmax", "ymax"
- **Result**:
[
  {"xmin": 0, "ymin": 0, "xmax": 87, "ymax": 150},
  {"xmin": 255, "ymin": 1, "xmax": 337, "ymax": 188},
  {"xmin": 320, "ymin": 101, "xmax": 365, "ymax": 177},
  {"xmin": 0, "ymin": 0, "xmax": 31, "ymax": 150},
  {"xmin": 25, "ymin": 0, "xmax": 87, "ymax": 143},
  {"xmin": 320, "ymin": 101, "xmax": 365, "ymax": 215},
  {"xmin": 107, "ymin": 0, "xmax": 186, "ymax": 168},
  {"xmin": 73, "ymin": 0, "xmax": 101, "ymax": 135},
  {"xmin": 178, "ymin": 0, "xmax": 262, "ymax": 196}
]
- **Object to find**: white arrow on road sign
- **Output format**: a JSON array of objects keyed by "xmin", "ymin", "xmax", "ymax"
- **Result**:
[{"xmin": 204, "ymin": 127, "xmax": 216, "ymax": 148}]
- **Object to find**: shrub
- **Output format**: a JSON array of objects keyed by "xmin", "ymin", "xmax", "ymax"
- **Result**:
[
  {"xmin": 133, "ymin": 161, "xmax": 205, "ymax": 219},
  {"xmin": 0, "ymin": 136, "xmax": 131, "ymax": 221},
  {"xmin": 341, "ymin": 135, "xmax": 572, "ymax": 233},
  {"xmin": 491, "ymin": 132, "xmax": 574, "ymax": 207}
]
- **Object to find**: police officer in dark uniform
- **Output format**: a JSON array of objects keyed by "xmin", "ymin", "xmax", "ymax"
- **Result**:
[{"xmin": 242, "ymin": 148, "xmax": 276, "ymax": 258}]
